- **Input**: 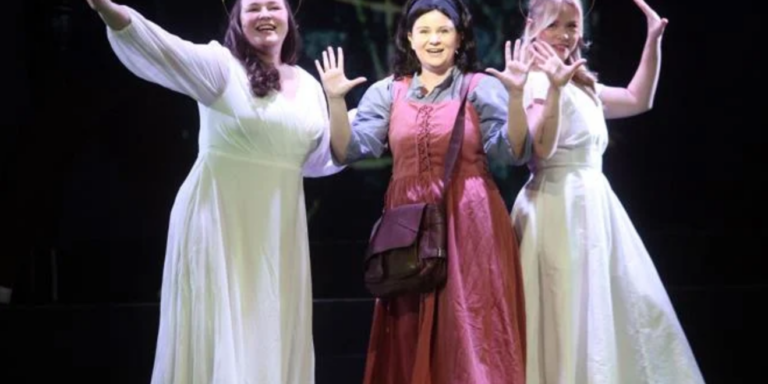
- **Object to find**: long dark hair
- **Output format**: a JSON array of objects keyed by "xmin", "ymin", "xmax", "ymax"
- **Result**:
[
  {"xmin": 392, "ymin": 0, "xmax": 481, "ymax": 79},
  {"xmin": 223, "ymin": 0, "xmax": 301, "ymax": 97}
]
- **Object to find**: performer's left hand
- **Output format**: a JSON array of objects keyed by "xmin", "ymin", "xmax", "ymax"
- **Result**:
[{"xmin": 633, "ymin": 0, "xmax": 668, "ymax": 40}]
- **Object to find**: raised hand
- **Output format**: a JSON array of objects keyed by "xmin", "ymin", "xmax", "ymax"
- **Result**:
[
  {"xmin": 633, "ymin": 0, "xmax": 668, "ymax": 40},
  {"xmin": 486, "ymin": 39, "xmax": 534, "ymax": 94},
  {"xmin": 86, "ymin": 0, "xmax": 110, "ymax": 11},
  {"xmin": 529, "ymin": 41, "xmax": 586, "ymax": 88},
  {"xmin": 314, "ymin": 47, "xmax": 367, "ymax": 99}
]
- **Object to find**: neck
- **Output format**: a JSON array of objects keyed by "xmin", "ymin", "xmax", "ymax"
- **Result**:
[
  {"xmin": 419, "ymin": 65, "xmax": 453, "ymax": 92},
  {"xmin": 255, "ymin": 48, "xmax": 282, "ymax": 66}
]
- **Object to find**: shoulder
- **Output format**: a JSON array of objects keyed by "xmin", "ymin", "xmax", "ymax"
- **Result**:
[
  {"xmin": 295, "ymin": 66, "xmax": 322, "ymax": 89},
  {"xmin": 205, "ymin": 40, "xmax": 237, "ymax": 65},
  {"xmin": 466, "ymin": 72, "xmax": 506, "ymax": 105},
  {"xmin": 469, "ymin": 72, "xmax": 503, "ymax": 92},
  {"xmin": 369, "ymin": 75, "xmax": 396, "ymax": 93},
  {"xmin": 360, "ymin": 75, "xmax": 396, "ymax": 103}
]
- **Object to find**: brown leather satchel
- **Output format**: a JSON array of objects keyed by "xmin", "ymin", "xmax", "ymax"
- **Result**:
[{"xmin": 363, "ymin": 73, "xmax": 474, "ymax": 298}]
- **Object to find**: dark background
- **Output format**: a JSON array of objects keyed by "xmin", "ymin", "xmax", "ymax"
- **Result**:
[{"xmin": 1, "ymin": 0, "xmax": 764, "ymax": 382}]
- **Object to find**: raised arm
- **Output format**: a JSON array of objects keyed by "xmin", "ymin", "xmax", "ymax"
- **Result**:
[
  {"xmin": 526, "ymin": 41, "xmax": 585, "ymax": 159},
  {"xmin": 470, "ymin": 75, "xmax": 532, "ymax": 166},
  {"xmin": 314, "ymin": 47, "xmax": 368, "ymax": 164},
  {"xmin": 485, "ymin": 39, "xmax": 535, "ymax": 161},
  {"xmin": 599, "ymin": 0, "xmax": 668, "ymax": 119},
  {"xmin": 302, "ymin": 75, "xmax": 347, "ymax": 177},
  {"xmin": 87, "ymin": 0, "xmax": 230, "ymax": 106}
]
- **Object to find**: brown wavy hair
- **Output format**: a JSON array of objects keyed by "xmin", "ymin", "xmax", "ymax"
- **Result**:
[
  {"xmin": 223, "ymin": 0, "xmax": 301, "ymax": 97},
  {"xmin": 391, "ymin": 0, "xmax": 481, "ymax": 79}
]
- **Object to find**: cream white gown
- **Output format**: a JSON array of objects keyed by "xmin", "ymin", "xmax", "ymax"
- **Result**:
[
  {"xmin": 106, "ymin": 7, "xmax": 343, "ymax": 384},
  {"xmin": 512, "ymin": 71, "xmax": 705, "ymax": 384}
]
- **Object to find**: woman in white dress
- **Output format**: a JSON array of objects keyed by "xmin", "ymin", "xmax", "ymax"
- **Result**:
[
  {"xmin": 86, "ymin": 0, "xmax": 343, "ymax": 383},
  {"xmin": 512, "ymin": 0, "xmax": 706, "ymax": 383}
]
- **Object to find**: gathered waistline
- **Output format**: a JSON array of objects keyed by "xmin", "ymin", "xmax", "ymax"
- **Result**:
[
  {"xmin": 200, "ymin": 149, "xmax": 301, "ymax": 171},
  {"xmin": 391, "ymin": 169, "xmax": 490, "ymax": 182},
  {"xmin": 531, "ymin": 148, "xmax": 603, "ymax": 172}
]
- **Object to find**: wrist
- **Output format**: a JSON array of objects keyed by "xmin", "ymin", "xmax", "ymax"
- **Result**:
[
  {"xmin": 646, "ymin": 34, "xmax": 663, "ymax": 46},
  {"xmin": 547, "ymin": 84, "xmax": 562, "ymax": 96},
  {"xmin": 508, "ymin": 88, "xmax": 524, "ymax": 100},
  {"xmin": 327, "ymin": 95, "xmax": 347, "ymax": 103}
]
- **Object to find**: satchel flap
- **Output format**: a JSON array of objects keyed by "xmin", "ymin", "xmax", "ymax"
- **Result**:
[{"xmin": 368, "ymin": 203, "xmax": 427, "ymax": 255}]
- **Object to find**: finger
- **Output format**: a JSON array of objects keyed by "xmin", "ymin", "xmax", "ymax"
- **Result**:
[
  {"xmin": 350, "ymin": 76, "xmax": 368, "ymax": 87},
  {"xmin": 524, "ymin": 57, "xmax": 534, "ymax": 71},
  {"xmin": 485, "ymin": 68, "xmax": 502, "ymax": 79},
  {"xmin": 524, "ymin": 45, "xmax": 535, "ymax": 68},
  {"xmin": 568, "ymin": 59, "xmax": 587, "ymax": 74},
  {"xmin": 513, "ymin": 39, "xmax": 522, "ymax": 62},
  {"xmin": 338, "ymin": 47, "xmax": 345, "ymax": 71},
  {"xmin": 656, "ymin": 19, "xmax": 669, "ymax": 35},
  {"xmin": 531, "ymin": 43, "xmax": 550, "ymax": 60},
  {"xmin": 505, "ymin": 40, "xmax": 512, "ymax": 64},
  {"xmin": 322, "ymin": 49, "xmax": 330, "ymax": 71},
  {"xmin": 328, "ymin": 47, "xmax": 337, "ymax": 69},
  {"xmin": 531, "ymin": 42, "xmax": 548, "ymax": 58},
  {"xmin": 314, "ymin": 59, "xmax": 324, "ymax": 76},
  {"xmin": 530, "ymin": 48, "xmax": 548, "ymax": 63},
  {"xmin": 539, "ymin": 41, "xmax": 558, "ymax": 57}
]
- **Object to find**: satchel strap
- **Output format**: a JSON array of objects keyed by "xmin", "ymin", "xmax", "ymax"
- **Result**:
[{"xmin": 440, "ymin": 72, "xmax": 475, "ymax": 199}]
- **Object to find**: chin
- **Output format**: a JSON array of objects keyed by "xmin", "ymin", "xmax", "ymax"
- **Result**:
[
  {"xmin": 252, "ymin": 39, "xmax": 282, "ymax": 51},
  {"xmin": 424, "ymin": 60, "xmax": 451, "ymax": 71}
]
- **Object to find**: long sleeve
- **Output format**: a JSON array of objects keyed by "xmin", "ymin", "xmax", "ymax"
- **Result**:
[
  {"xmin": 302, "ymin": 74, "xmax": 347, "ymax": 177},
  {"xmin": 106, "ymin": 6, "xmax": 230, "ymax": 106},
  {"xmin": 342, "ymin": 77, "xmax": 394, "ymax": 164},
  {"xmin": 469, "ymin": 75, "xmax": 532, "ymax": 166}
]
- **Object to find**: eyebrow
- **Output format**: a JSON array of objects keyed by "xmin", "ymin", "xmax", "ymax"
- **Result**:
[
  {"xmin": 246, "ymin": 0, "xmax": 281, "ymax": 7},
  {"xmin": 414, "ymin": 24, "xmax": 455, "ymax": 29}
]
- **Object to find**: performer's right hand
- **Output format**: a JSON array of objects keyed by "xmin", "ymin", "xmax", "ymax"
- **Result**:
[{"xmin": 315, "ymin": 47, "xmax": 367, "ymax": 99}]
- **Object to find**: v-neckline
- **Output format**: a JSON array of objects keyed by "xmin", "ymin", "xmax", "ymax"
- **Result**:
[{"xmin": 569, "ymin": 81, "xmax": 601, "ymax": 109}]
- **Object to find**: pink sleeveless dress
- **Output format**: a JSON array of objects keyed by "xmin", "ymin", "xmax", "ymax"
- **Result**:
[{"xmin": 362, "ymin": 74, "xmax": 526, "ymax": 384}]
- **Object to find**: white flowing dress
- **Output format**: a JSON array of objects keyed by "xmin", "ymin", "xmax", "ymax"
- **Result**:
[
  {"xmin": 106, "ymin": 7, "xmax": 343, "ymax": 384},
  {"xmin": 511, "ymin": 71, "xmax": 705, "ymax": 384}
]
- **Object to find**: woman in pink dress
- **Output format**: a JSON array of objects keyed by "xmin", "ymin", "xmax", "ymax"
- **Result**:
[{"xmin": 315, "ymin": 0, "xmax": 540, "ymax": 382}]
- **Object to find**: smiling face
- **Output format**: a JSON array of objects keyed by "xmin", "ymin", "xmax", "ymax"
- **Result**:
[
  {"xmin": 408, "ymin": 10, "xmax": 460, "ymax": 75},
  {"xmin": 533, "ymin": 2, "xmax": 581, "ymax": 61},
  {"xmin": 240, "ymin": 0, "xmax": 289, "ymax": 54}
]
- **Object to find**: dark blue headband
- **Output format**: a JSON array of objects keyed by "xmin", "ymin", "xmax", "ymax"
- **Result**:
[{"xmin": 407, "ymin": 0, "xmax": 461, "ymax": 26}]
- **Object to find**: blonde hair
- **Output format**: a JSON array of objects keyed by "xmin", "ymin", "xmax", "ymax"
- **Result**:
[{"xmin": 523, "ymin": 0, "xmax": 597, "ymax": 92}]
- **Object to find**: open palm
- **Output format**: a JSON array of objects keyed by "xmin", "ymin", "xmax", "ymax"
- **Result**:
[
  {"xmin": 486, "ymin": 39, "xmax": 533, "ymax": 93},
  {"xmin": 530, "ymin": 41, "xmax": 586, "ymax": 88},
  {"xmin": 314, "ymin": 47, "xmax": 367, "ymax": 99},
  {"xmin": 633, "ymin": 0, "xmax": 668, "ymax": 40}
]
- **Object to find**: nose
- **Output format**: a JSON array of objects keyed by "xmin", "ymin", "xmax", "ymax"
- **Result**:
[
  {"xmin": 256, "ymin": 9, "xmax": 271, "ymax": 20},
  {"xmin": 429, "ymin": 33, "xmax": 440, "ymax": 45}
]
